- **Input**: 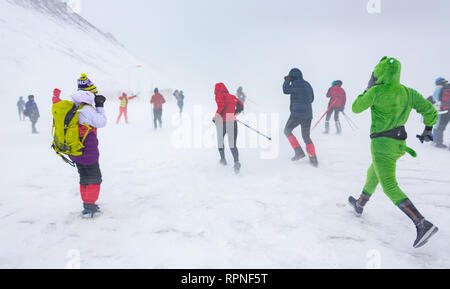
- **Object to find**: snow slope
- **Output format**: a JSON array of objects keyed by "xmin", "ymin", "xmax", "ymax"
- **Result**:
[
  {"xmin": 1, "ymin": 96, "xmax": 449, "ymax": 269},
  {"xmin": 0, "ymin": 0, "xmax": 449, "ymax": 269},
  {"xmin": 0, "ymin": 0, "xmax": 157, "ymax": 120}
]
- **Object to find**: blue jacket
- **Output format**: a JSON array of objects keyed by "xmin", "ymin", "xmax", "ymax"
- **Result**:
[{"xmin": 283, "ymin": 68, "xmax": 314, "ymax": 119}]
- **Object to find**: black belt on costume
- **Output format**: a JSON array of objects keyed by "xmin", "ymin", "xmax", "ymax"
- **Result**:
[{"xmin": 370, "ymin": 126, "xmax": 407, "ymax": 141}]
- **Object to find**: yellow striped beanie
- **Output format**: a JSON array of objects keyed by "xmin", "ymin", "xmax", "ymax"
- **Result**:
[{"xmin": 77, "ymin": 73, "xmax": 98, "ymax": 95}]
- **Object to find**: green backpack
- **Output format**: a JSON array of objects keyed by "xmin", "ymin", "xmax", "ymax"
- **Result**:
[{"xmin": 51, "ymin": 100, "xmax": 92, "ymax": 166}]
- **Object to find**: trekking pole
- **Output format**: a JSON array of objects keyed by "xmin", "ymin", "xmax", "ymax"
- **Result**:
[
  {"xmin": 246, "ymin": 97, "xmax": 260, "ymax": 106},
  {"xmin": 237, "ymin": 120, "xmax": 272, "ymax": 141},
  {"xmin": 342, "ymin": 111, "xmax": 359, "ymax": 131},
  {"xmin": 313, "ymin": 99, "xmax": 338, "ymax": 130}
]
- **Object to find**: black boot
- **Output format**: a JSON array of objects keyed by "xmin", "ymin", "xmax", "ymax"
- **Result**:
[
  {"xmin": 336, "ymin": 121, "xmax": 342, "ymax": 135},
  {"xmin": 323, "ymin": 121, "xmax": 330, "ymax": 134},
  {"xmin": 398, "ymin": 199, "xmax": 439, "ymax": 248},
  {"xmin": 218, "ymin": 148, "xmax": 228, "ymax": 166},
  {"xmin": 234, "ymin": 162, "xmax": 241, "ymax": 174},
  {"xmin": 82, "ymin": 203, "xmax": 102, "ymax": 219},
  {"xmin": 291, "ymin": 147, "xmax": 306, "ymax": 161},
  {"xmin": 348, "ymin": 192, "xmax": 371, "ymax": 216}
]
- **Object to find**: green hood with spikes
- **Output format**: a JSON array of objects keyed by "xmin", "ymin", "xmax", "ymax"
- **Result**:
[
  {"xmin": 373, "ymin": 56, "xmax": 401, "ymax": 85},
  {"xmin": 352, "ymin": 56, "xmax": 437, "ymax": 137}
]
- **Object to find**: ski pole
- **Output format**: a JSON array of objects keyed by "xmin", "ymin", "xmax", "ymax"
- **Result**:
[
  {"xmin": 246, "ymin": 97, "xmax": 260, "ymax": 106},
  {"xmin": 237, "ymin": 120, "xmax": 272, "ymax": 141},
  {"xmin": 342, "ymin": 111, "xmax": 359, "ymax": 131},
  {"xmin": 313, "ymin": 99, "xmax": 338, "ymax": 130}
]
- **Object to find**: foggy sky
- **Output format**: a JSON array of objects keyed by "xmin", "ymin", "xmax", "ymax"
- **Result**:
[{"xmin": 78, "ymin": 0, "xmax": 450, "ymax": 106}]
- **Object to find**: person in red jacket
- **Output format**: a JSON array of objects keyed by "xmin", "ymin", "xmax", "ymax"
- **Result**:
[
  {"xmin": 213, "ymin": 83, "xmax": 244, "ymax": 174},
  {"xmin": 150, "ymin": 88, "xmax": 166, "ymax": 129},
  {"xmin": 52, "ymin": 88, "xmax": 62, "ymax": 104},
  {"xmin": 116, "ymin": 92, "xmax": 137, "ymax": 124},
  {"xmin": 324, "ymin": 80, "xmax": 346, "ymax": 134}
]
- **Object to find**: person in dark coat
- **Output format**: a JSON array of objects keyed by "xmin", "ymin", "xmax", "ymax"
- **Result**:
[
  {"xmin": 25, "ymin": 95, "xmax": 40, "ymax": 134},
  {"xmin": 283, "ymin": 68, "xmax": 318, "ymax": 167},
  {"xmin": 17, "ymin": 96, "xmax": 25, "ymax": 121}
]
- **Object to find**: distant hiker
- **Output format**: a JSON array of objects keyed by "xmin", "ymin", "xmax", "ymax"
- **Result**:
[
  {"xmin": 116, "ymin": 92, "xmax": 137, "ymax": 124},
  {"xmin": 177, "ymin": 90, "xmax": 185, "ymax": 114},
  {"xmin": 432, "ymin": 77, "xmax": 450, "ymax": 149},
  {"xmin": 72, "ymin": 74, "xmax": 107, "ymax": 218},
  {"xmin": 24, "ymin": 95, "xmax": 40, "ymax": 134},
  {"xmin": 237, "ymin": 86, "xmax": 247, "ymax": 104},
  {"xmin": 17, "ymin": 96, "xmax": 25, "ymax": 121},
  {"xmin": 173, "ymin": 90, "xmax": 179, "ymax": 101},
  {"xmin": 283, "ymin": 68, "xmax": 318, "ymax": 167},
  {"xmin": 349, "ymin": 57, "xmax": 439, "ymax": 248},
  {"xmin": 213, "ymin": 83, "xmax": 244, "ymax": 174},
  {"xmin": 52, "ymin": 88, "xmax": 62, "ymax": 104},
  {"xmin": 324, "ymin": 80, "xmax": 346, "ymax": 135},
  {"xmin": 151, "ymin": 88, "xmax": 166, "ymax": 129}
]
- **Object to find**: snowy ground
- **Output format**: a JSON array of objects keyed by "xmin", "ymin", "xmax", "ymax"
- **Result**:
[{"xmin": 1, "ymin": 95, "xmax": 449, "ymax": 269}]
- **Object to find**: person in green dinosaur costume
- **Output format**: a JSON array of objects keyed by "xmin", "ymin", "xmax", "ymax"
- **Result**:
[{"xmin": 349, "ymin": 56, "xmax": 439, "ymax": 248}]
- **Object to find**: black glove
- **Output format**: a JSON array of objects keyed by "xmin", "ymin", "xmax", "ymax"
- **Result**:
[
  {"xmin": 284, "ymin": 76, "xmax": 291, "ymax": 82},
  {"xmin": 417, "ymin": 126, "xmax": 433, "ymax": 143},
  {"xmin": 366, "ymin": 72, "xmax": 378, "ymax": 92},
  {"xmin": 95, "ymin": 95, "xmax": 106, "ymax": 107}
]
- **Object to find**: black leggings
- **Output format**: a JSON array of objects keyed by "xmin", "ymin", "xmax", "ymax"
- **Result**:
[
  {"xmin": 76, "ymin": 163, "xmax": 102, "ymax": 185},
  {"xmin": 284, "ymin": 117, "xmax": 312, "ymax": 144},
  {"xmin": 326, "ymin": 107, "xmax": 343, "ymax": 122},
  {"xmin": 216, "ymin": 121, "xmax": 239, "ymax": 162},
  {"xmin": 153, "ymin": 108, "xmax": 163, "ymax": 128}
]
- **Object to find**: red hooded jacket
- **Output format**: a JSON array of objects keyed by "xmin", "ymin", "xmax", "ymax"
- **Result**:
[
  {"xmin": 52, "ymin": 88, "xmax": 62, "ymax": 104},
  {"xmin": 214, "ymin": 83, "xmax": 244, "ymax": 122},
  {"xmin": 151, "ymin": 93, "xmax": 166, "ymax": 109},
  {"xmin": 326, "ymin": 85, "xmax": 346, "ymax": 108}
]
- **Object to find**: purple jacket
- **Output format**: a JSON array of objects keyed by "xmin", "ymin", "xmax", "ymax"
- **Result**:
[{"xmin": 69, "ymin": 91, "xmax": 107, "ymax": 165}]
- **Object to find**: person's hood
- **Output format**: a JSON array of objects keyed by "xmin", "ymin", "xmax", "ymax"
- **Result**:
[
  {"xmin": 373, "ymin": 56, "xmax": 401, "ymax": 85},
  {"xmin": 53, "ymin": 88, "xmax": 61, "ymax": 97},
  {"xmin": 215, "ymin": 83, "xmax": 229, "ymax": 95},
  {"xmin": 28, "ymin": 95, "xmax": 34, "ymax": 101},
  {"xmin": 288, "ymin": 68, "xmax": 303, "ymax": 81},
  {"xmin": 71, "ymin": 90, "xmax": 95, "ymax": 106}
]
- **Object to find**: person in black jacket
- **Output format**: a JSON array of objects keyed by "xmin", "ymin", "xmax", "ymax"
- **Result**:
[{"xmin": 283, "ymin": 68, "xmax": 318, "ymax": 167}]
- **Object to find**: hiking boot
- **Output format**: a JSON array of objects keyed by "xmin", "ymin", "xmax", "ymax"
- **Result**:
[
  {"xmin": 234, "ymin": 162, "xmax": 241, "ymax": 174},
  {"xmin": 82, "ymin": 203, "xmax": 102, "ymax": 219},
  {"xmin": 435, "ymin": 143, "xmax": 448, "ymax": 149},
  {"xmin": 348, "ymin": 192, "xmax": 371, "ymax": 216},
  {"xmin": 413, "ymin": 219, "xmax": 439, "ymax": 248},
  {"xmin": 291, "ymin": 147, "xmax": 306, "ymax": 161}
]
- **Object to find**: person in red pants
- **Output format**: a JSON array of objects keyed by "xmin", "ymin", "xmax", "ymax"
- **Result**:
[
  {"xmin": 116, "ymin": 92, "xmax": 136, "ymax": 124},
  {"xmin": 70, "ymin": 73, "xmax": 107, "ymax": 218},
  {"xmin": 283, "ymin": 68, "xmax": 318, "ymax": 167}
]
